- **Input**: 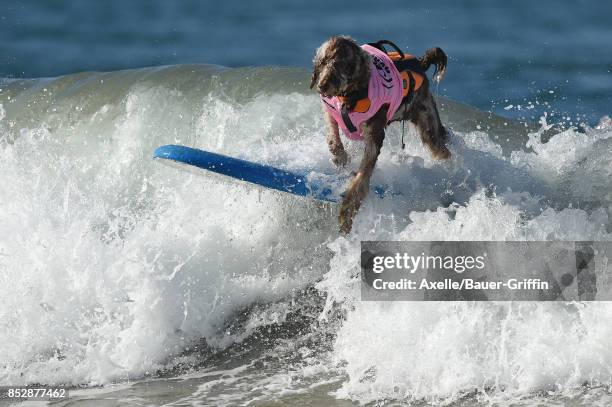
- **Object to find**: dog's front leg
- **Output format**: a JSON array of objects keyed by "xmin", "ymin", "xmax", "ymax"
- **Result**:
[
  {"xmin": 324, "ymin": 110, "xmax": 349, "ymax": 167},
  {"xmin": 338, "ymin": 107, "xmax": 387, "ymax": 234}
]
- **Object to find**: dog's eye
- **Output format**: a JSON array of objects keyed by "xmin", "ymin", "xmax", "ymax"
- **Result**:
[{"xmin": 338, "ymin": 61, "xmax": 351, "ymax": 72}]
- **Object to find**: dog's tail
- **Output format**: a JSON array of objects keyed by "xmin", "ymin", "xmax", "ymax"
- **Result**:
[{"xmin": 418, "ymin": 47, "xmax": 447, "ymax": 82}]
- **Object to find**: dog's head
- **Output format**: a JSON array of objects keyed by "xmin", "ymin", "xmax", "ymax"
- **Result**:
[{"xmin": 310, "ymin": 36, "xmax": 370, "ymax": 98}]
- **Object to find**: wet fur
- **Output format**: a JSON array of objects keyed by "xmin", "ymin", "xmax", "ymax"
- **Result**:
[{"xmin": 311, "ymin": 36, "xmax": 451, "ymax": 233}]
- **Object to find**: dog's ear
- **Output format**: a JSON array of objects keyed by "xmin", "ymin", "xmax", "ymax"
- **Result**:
[
  {"xmin": 310, "ymin": 50, "xmax": 324, "ymax": 89},
  {"xmin": 309, "ymin": 68, "xmax": 319, "ymax": 89}
]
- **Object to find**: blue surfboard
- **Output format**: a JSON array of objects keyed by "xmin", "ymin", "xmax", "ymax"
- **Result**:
[
  {"xmin": 153, "ymin": 145, "xmax": 390, "ymax": 203},
  {"xmin": 153, "ymin": 145, "xmax": 343, "ymax": 202}
]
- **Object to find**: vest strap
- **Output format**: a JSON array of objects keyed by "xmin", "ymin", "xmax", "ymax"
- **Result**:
[
  {"xmin": 406, "ymin": 71, "xmax": 416, "ymax": 102},
  {"xmin": 368, "ymin": 40, "xmax": 405, "ymax": 60},
  {"xmin": 341, "ymin": 105, "xmax": 357, "ymax": 133}
]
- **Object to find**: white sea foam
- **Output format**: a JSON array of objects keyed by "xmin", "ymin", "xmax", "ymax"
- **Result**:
[
  {"xmin": 0, "ymin": 86, "xmax": 332, "ymax": 385},
  {"xmin": 317, "ymin": 122, "xmax": 612, "ymax": 404}
]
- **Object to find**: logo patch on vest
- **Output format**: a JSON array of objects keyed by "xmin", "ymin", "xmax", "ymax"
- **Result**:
[{"xmin": 372, "ymin": 56, "xmax": 394, "ymax": 89}]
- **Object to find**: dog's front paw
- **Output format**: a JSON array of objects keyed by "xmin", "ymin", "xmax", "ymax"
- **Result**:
[{"xmin": 331, "ymin": 149, "xmax": 350, "ymax": 168}]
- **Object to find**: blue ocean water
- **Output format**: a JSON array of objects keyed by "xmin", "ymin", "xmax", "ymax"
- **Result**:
[{"xmin": 1, "ymin": 0, "xmax": 611, "ymax": 123}]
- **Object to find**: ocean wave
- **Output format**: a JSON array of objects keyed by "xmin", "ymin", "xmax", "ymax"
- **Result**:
[{"xmin": 1, "ymin": 65, "xmax": 611, "ymax": 405}]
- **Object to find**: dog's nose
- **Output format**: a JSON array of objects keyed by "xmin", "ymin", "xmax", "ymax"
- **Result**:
[
  {"xmin": 317, "ymin": 83, "xmax": 329, "ymax": 95},
  {"xmin": 319, "ymin": 75, "xmax": 340, "ymax": 96}
]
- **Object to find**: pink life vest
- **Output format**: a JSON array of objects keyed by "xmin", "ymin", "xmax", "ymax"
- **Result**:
[{"xmin": 321, "ymin": 44, "xmax": 404, "ymax": 141}]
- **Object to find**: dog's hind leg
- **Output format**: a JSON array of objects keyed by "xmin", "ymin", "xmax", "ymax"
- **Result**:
[
  {"xmin": 338, "ymin": 106, "xmax": 387, "ymax": 234},
  {"xmin": 410, "ymin": 92, "xmax": 451, "ymax": 160}
]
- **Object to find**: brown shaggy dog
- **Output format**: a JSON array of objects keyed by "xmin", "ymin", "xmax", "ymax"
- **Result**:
[{"xmin": 310, "ymin": 36, "xmax": 451, "ymax": 233}]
